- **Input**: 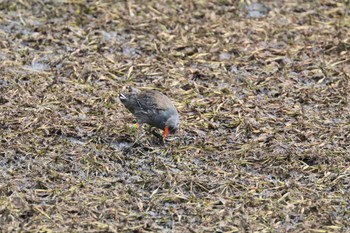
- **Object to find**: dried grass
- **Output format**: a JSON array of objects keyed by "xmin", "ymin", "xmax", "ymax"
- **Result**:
[{"xmin": 1, "ymin": 0, "xmax": 350, "ymax": 232}]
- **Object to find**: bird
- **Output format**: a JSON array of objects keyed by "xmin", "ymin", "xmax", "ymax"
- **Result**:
[{"xmin": 119, "ymin": 87, "xmax": 180, "ymax": 139}]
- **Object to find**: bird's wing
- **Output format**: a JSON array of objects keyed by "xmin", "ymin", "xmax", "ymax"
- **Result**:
[{"xmin": 137, "ymin": 91, "xmax": 173, "ymax": 112}]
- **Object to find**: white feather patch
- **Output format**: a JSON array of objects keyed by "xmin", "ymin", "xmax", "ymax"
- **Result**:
[{"xmin": 119, "ymin": 93, "xmax": 127, "ymax": 99}]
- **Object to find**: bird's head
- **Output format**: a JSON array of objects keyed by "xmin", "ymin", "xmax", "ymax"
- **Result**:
[{"xmin": 166, "ymin": 114, "xmax": 180, "ymax": 134}]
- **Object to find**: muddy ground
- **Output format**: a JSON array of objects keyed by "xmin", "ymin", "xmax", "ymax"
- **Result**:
[{"xmin": 1, "ymin": 0, "xmax": 350, "ymax": 232}]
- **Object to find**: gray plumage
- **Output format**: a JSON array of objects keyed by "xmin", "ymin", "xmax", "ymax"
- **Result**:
[{"xmin": 119, "ymin": 88, "xmax": 180, "ymax": 136}]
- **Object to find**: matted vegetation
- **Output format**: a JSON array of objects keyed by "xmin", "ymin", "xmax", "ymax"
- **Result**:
[{"xmin": 1, "ymin": 0, "xmax": 350, "ymax": 232}]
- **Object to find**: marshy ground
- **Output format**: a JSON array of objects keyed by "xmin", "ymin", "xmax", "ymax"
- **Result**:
[{"xmin": 1, "ymin": 0, "xmax": 350, "ymax": 232}]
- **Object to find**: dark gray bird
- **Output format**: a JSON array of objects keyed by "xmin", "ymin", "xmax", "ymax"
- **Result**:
[{"xmin": 119, "ymin": 87, "xmax": 180, "ymax": 139}]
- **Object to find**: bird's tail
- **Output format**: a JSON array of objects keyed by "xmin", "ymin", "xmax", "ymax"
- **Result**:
[{"xmin": 119, "ymin": 93, "xmax": 127, "ymax": 100}]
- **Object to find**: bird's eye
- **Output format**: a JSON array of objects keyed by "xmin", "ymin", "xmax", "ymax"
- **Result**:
[{"xmin": 169, "ymin": 126, "xmax": 178, "ymax": 134}]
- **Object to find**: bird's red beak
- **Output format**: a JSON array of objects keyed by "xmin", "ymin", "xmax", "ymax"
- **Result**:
[{"xmin": 164, "ymin": 127, "xmax": 169, "ymax": 139}]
